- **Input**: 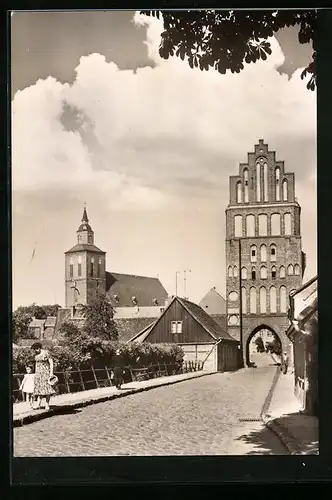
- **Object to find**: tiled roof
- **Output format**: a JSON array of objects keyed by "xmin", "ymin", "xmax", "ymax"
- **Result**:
[
  {"xmin": 199, "ymin": 287, "xmax": 226, "ymax": 315},
  {"xmin": 178, "ymin": 297, "xmax": 237, "ymax": 342},
  {"xmin": 128, "ymin": 321, "xmax": 157, "ymax": 343},
  {"xmin": 115, "ymin": 317, "xmax": 158, "ymax": 342},
  {"xmin": 65, "ymin": 244, "xmax": 105, "ymax": 254},
  {"xmin": 106, "ymin": 272, "xmax": 168, "ymax": 307}
]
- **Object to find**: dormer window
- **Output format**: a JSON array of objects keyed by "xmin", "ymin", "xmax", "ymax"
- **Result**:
[
  {"xmin": 114, "ymin": 294, "xmax": 119, "ymax": 303},
  {"xmin": 132, "ymin": 296, "xmax": 137, "ymax": 305},
  {"xmin": 153, "ymin": 298, "xmax": 158, "ymax": 306}
]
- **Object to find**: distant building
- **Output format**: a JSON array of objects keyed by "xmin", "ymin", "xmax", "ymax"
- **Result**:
[
  {"xmin": 25, "ymin": 207, "xmax": 169, "ymax": 344},
  {"xmin": 225, "ymin": 139, "xmax": 305, "ymax": 365},
  {"xmin": 129, "ymin": 296, "xmax": 240, "ymax": 372},
  {"xmin": 199, "ymin": 287, "xmax": 227, "ymax": 331},
  {"xmin": 286, "ymin": 276, "xmax": 318, "ymax": 416}
]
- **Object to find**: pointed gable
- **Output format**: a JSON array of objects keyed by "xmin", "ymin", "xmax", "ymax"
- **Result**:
[{"xmin": 199, "ymin": 287, "xmax": 226, "ymax": 315}]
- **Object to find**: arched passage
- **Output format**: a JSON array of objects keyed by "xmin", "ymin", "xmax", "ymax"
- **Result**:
[{"xmin": 245, "ymin": 324, "xmax": 283, "ymax": 367}]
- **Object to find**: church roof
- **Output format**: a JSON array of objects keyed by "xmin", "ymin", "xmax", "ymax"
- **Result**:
[
  {"xmin": 199, "ymin": 287, "xmax": 226, "ymax": 315},
  {"xmin": 106, "ymin": 272, "xmax": 168, "ymax": 307},
  {"xmin": 65, "ymin": 244, "xmax": 106, "ymax": 254}
]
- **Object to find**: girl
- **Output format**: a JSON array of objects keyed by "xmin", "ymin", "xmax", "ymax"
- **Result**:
[
  {"xmin": 19, "ymin": 366, "xmax": 35, "ymax": 407},
  {"xmin": 31, "ymin": 342, "xmax": 56, "ymax": 410}
]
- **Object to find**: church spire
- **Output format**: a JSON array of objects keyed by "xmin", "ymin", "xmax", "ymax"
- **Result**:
[
  {"xmin": 77, "ymin": 205, "xmax": 94, "ymax": 245},
  {"xmin": 82, "ymin": 204, "xmax": 89, "ymax": 223}
]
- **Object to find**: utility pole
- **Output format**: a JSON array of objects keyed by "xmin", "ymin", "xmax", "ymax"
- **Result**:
[
  {"xmin": 184, "ymin": 270, "xmax": 191, "ymax": 299},
  {"xmin": 175, "ymin": 271, "xmax": 180, "ymax": 296},
  {"xmin": 238, "ymin": 238, "xmax": 244, "ymax": 368}
]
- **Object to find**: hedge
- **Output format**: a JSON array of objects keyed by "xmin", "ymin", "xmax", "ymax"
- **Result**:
[{"xmin": 12, "ymin": 340, "xmax": 184, "ymax": 374}]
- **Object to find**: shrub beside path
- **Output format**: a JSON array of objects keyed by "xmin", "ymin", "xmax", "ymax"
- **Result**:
[{"xmin": 13, "ymin": 369, "xmax": 216, "ymax": 427}]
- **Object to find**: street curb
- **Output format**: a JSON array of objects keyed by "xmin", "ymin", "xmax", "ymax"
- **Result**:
[
  {"xmin": 260, "ymin": 367, "xmax": 303, "ymax": 455},
  {"xmin": 13, "ymin": 371, "xmax": 216, "ymax": 428}
]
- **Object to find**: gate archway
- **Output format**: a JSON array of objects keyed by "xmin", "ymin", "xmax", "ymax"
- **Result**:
[{"xmin": 245, "ymin": 324, "xmax": 282, "ymax": 367}]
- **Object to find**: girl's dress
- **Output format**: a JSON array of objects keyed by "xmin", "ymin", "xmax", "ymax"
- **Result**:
[
  {"xmin": 34, "ymin": 350, "xmax": 56, "ymax": 396},
  {"xmin": 21, "ymin": 373, "xmax": 34, "ymax": 394}
]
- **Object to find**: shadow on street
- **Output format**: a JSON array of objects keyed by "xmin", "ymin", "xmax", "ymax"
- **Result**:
[{"xmin": 235, "ymin": 424, "xmax": 288, "ymax": 455}]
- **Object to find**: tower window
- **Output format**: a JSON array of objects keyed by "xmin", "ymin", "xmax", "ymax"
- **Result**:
[
  {"xmin": 236, "ymin": 181, "xmax": 242, "ymax": 203},
  {"xmin": 259, "ymin": 287, "xmax": 267, "ymax": 314},
  {"xmin": 283, "ymin": 180, "xmax": 288, "ymax": 201},
  {"xmin": 97, "ymin": 257, "xmax": 102, "ymax": 278},
  {"xmin": 280, "ymin": 286, "xmax": 287, "ymax": 313},
  {"xmin": 241, "ymin": 267, "xmax": 247, "ymax": 280},
  {"xmin": 244, "ymin": 169, "xmax": 249, "ymax": 202},
  {"xmin": 294, "ymin": 264, "xmax": 301, "ymax": 276},
  {"xmin": 263, "ymin": 163, "xmax": 268, "ymax": 201},
  {"xmin": 234, "ymin": 215, "xmax": 243, "ymax": 237},
  {"xmin": 271, "ymin": 266, "xmax": 277, "ymax": 279},
  {"xmin": 258, "ymin": 214, "xmax": 268, "ymax": 236},
  {"xmin": 233, "ymin": 266, "xmax": 238, "ymax": 278},
  {"xmin": 241, "ymin": 287, "xmax": 247, "ymax": 314},
  {"xmin": 78, "ymin": 256, "xmax": 82, "ymax": 277},
  {"xmin": 251, "ymin": 269, "xmax": 256, "ymax": 280},
  {"xmin": 90, "ymin": 257, "xmax": 95, "ymax": 277},
  {"xmin": 287, "ymin": 264, "xmax": 294, "ymax": 276},
  {"xmin": 246, "ymin": 215, "xmax": 255, "ymax": 237},
  {"xmin": 256, "ymin": 163, "xmax": 261, "ymax": 202},
  {"xmin": 271, "ymin": 213, "xmax": 281, "ymax": 235},
  {"xmin": 228, "ymin": 266, "xmax": 233, "ymax": 278},
  {"xmin": 260, "ymin": 266, "xmax": 267, "ymax": 279},
  {"xmin": 69, "ymin": 257, "xmax": 73, "ymax": 278},
  {"xmin": 260, "ymin": 244, "xmax": 267, "ymax": 262},
  {"xmin": 275, "ymin": 167, "xmax": 280, "ymax": 201},
  {"xmin": 249, "ymin": 287, "xmax": 257, "ymax": 314},
  {"xmin": 270, "ymin": 286, "xmax": 277, "ymax": 313},
  {"xmin": 284, "ymin": 213, "xmax": 292, "ymax": 235},
  {"xmin": 279, "ymin": 266, "xmax": 286, "ymax": 278},
  {"xmin": 250, "ymin": 245, "xmax": 257, "ymax": 262},
  {"xmin": 270, "ymin": 244, "xmax": 276, "ymax": 261}
]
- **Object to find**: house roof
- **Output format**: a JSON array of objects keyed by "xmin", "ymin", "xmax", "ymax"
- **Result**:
[
  {"xmin": 129, "ymin": 296, "xmax": 238, "ymax": 343},
  {"xmin": 179, "ymin": 297, "xmax": 236, "ymax": 341},
  {"xmin": 65, "ymin": 244, "xmax": 105, "ymax": 254},
  {"xmin": 199, "ymin": 287, "xmax": 226, "ymax": 315},
  {"xmin": 106, "ymin": 272, "xmax": 168, "ymax": 307},
  {"xmin": 115, "ymin": 317, "xmax": 158, "ymax": 343}
]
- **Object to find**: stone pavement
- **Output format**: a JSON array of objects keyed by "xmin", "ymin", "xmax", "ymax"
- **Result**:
[
  {"xmin": 13, "ymin": 369, "xmax": 215, "ymax": 427},
  {"xmin": 262, "ymin": 369, "xmax": 319, "ymax": 455},
  {"xmin": 14, "ymin": 367, "xmax": 286, "ymax": 456}
]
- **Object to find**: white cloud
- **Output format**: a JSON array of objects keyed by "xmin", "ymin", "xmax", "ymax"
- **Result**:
[{"xmin": 12, "ymin": 11, "xmax": 316, "ymax": 229}]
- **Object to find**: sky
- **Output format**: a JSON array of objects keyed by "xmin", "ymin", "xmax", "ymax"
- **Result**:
[{"xmin": 11, "ymin": 10, "xmax": 316, "ymax": 309}]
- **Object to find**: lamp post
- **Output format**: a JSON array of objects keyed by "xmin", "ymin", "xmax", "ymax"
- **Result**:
[
  {"xmin": 175, "ymin": 271, "xmax": 181, "ymax": 296},
  {"xmin": 184, "ymin": 270, "xmax": 191, "ymax": 299}
]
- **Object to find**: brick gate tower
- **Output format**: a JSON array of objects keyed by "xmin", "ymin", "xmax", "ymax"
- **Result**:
[{"xmin": 225, "ymin": 140, "xmax": 306, "ymax": 366}]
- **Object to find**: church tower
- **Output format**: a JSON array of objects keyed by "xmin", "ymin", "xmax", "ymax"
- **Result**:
[
  {"xmin": 65, "ymin": 207, "xmax": 106, "ymax": 308},
  {"xmin": 225, "ymin": 140, "xmax": 306, "ymax": 365}
]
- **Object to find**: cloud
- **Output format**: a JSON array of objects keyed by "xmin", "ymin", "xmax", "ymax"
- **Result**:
[{"xmin": 12, "ymin": 12, "xmax": 316, "ymax": 216}]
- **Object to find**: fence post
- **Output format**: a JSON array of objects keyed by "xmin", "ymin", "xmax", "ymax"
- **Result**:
[
  {"xmin": 91, "ymin": 363, "xmax": 99, "ymax": 389},
  {"xmin": 77, "ymin": 366, "xmax": 86, "ymax": 391},
  {"xmin": 64, "ymin": 371, "xmax": 70, "ymax": 393},
  {"xmin": 105, "ymin": 365, "xmax": 112, "ymax": 386}
]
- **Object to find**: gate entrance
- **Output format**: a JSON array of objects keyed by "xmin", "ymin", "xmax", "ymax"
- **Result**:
[{"xmin": 246, "ymin": 325, "xmax": 282, "ymax": 367}]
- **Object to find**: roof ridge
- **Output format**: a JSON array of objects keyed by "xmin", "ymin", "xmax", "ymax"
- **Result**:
[
  {"xmin": 108, "ymin": 271, "xmax": 161, "ymax": 280},
  {"xmin": 177, "ymin": 297, "xmax": 217, "ymax": 340}
]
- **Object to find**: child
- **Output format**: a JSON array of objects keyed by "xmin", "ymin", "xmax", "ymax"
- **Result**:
[{"xmin": 19, "ymin": 366, "xmax": 35, "ymax": 406}]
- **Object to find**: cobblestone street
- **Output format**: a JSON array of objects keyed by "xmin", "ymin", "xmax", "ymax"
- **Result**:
[{"xmin": 13, "ymin": 366, "xmax": 287, "ymax": 456}]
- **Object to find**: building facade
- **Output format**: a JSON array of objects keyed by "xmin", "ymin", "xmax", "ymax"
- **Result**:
[
  {"xmin": 225, "ymin": 140, "xmax": 306, "ymax": 365},
  {"xmin": 130, "ymin": 296, "xmax": 240, "ymax": 372}
]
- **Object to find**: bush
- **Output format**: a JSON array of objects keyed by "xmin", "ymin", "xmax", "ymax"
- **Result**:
[{"xmin": 12, "ymin": 340, "xmax": 184, "ymax": 374}]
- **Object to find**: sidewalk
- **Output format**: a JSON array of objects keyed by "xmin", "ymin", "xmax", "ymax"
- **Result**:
[
  {"xmin": 262, "ymin": 370, "xmax": 319, "ymax": 455},
  {"xmin": 13, "ymin": 369, "xmax": 215, "ymax": 427}
]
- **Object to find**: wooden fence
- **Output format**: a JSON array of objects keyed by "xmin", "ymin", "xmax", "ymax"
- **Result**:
[{"xmin": 12, "ymin": 360, "xmax": 204, "ymax": 402}]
